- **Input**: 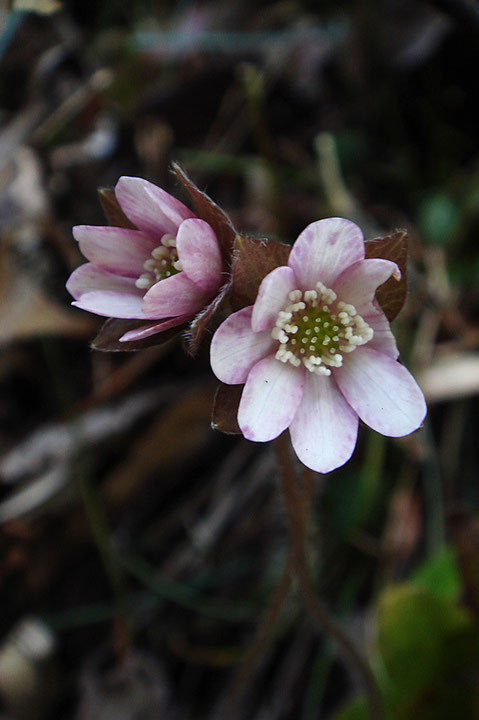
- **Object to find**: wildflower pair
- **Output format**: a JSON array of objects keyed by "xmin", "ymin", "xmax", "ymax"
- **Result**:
[{"xmin": 67, "ymin": 171, "xmax": 426, "ymax": 473}]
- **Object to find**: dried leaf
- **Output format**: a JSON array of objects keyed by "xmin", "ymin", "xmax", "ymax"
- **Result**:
[
  {"xmin": 91, "ymin": 318, "xmax": 183, "ymax": 352},
  {"xmin": 98, "ymin": 188, "xmax": 136, "ymax": 229},
  {"xmin": 184, "ymin": 281, "xmax": 231, "ymax": 356},
  {"xmin": 364, "ymin": 230, "xmax": 408, "ymax": 321},
  {"xmin": 171, "ymin": 162, "xmax": 237, "ymax": 263},
  {"xmin": 230, "ymin": 234, "xmax": 291, "ymax": 311},
  {"xmin": 211, "ymin": 383, "xmax": 243, "ymax": 435},
  {"xmin": 0, "ymin": 248, "xmax": 93, "ymax": 344}
]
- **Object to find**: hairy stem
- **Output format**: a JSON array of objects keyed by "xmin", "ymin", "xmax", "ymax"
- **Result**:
[{"xmin": 275, "ymin": 433, "xmax": 383, "ymax": 720}]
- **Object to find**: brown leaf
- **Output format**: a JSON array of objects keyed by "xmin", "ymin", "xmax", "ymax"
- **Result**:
[
  {"xmin": 184, "ymin": 281, "xmax": 231, "ymax": 356},
  {"xmin": 91, "ymin": 318, "xmax": 184, "ymax": 352},
  {"xmin": 211, "ymin": 383, "xmax": 243, "ymax": 435},
  {"xmin": 98, "ymin": 188, "xmax": 136, "ymax": 229},
  {"xmin": 364, "ymin": 230, "xmax": 408, "ymax": 321},
  {"xmin": 231, "ymin": 235, "xmax": 291, "ymax": 311},
  {"xmin": 171, "ymin": 162, "xmax": 237, "ymax": 263},
  {"xmin": 0, "ymin": 247, "xmax": 94, "ymax": 344}
]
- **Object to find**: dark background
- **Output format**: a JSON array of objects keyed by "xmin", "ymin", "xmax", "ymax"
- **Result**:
[{"xmin": 1, "ymin": 1, "xmax": 479, "ymax": 718}]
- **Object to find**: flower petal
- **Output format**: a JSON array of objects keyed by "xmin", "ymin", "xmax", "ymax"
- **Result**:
[
  {"xmin": 120, "ymin": 314, "xmax": 190, "ymax": 342},
  {"xmin": 238, "ymin": 355, "xmax": 305, "ymax": 442},
  {"xmin": 73, "ymin": 225, "xmax": 157, "ymax": 278},
  {"xmin": 289, "ymin": 373, "xmax": 359, "ymax": 473},
  {"xmin": 176, "ymin": 218, "xmax": 223, "ymax": 294},
  {"xmin": 363, "ymin": 302, "xmax": 399, "ymax": 359},
  {"xmin": 334, "ymin": 347, "xmax": 427, "ymax": 437},
  {"xmin": 210, "ymin": 307, "xmax": 274, "ymax": 384},
  {"xmin": 115, "ymin": 176, "xmax": 194, "ymax": 237},
  {"xmin": 288, "ymin": 218, "xmax": 365, "ymax": 290},
  {"xmin": 333, "ymin": 258, "xmax": 400, "ymax": 310},
  {"xmin": 251, "ymin": 266, "xmax": 298, "ymax": 332},
  {"xmin": 67, "ymin": 263, "xmax": 146, "ymax": 316},
  {"xmin": 142, "ymin": 272, "xmax": 208, "ymax": 319}
]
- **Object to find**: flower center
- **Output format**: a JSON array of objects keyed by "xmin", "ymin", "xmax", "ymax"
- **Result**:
[
  {"xmin": 135, "ymin": 233, "xmax": 182, "ymax": 290},
  {"xmin": 271, "ymin": 281, "xmax": 373, "ymax": 376}
]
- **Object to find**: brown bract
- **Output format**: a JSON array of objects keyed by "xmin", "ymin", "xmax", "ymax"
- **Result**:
[{"xmin": 365, "ymin": 230, "xmax": 408, "ymax": 322}]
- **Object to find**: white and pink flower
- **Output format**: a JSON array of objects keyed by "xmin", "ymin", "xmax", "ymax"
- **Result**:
[
  {"xmin": 210, "ymin": 218, "xmax": 426, "ymax": 473},
  {"xmin": 66, "ymin": 177, "xmax": 223, "ymax": 342}
]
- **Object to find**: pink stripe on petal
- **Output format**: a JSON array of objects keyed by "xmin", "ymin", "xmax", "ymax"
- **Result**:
[
  {"xmin": 115, "ymin": 177, "xmax": 194, "ymax": 237},
  {"xmin": 73, "ymin": 225, "xmax": 157, "ymax": 278},
  {"xmin": 238, "ymin": 355, "xmax": 305, "ymax": 442},
  {"xmin": 176, "ymin": 218, "xmax": 223, "ymax": 294},
  {"xmin": 142, "ymin": 272, "xmax": 208, "ymax": 319},
  {"xmin": 120, "ymin": 314, "xmax": 190, "ymax": 342},
  {"xmin": 334, "ymin": 347, "xmax": 427, "ymax": 437},
  {"xmin": 288, "ymin": 218, "xmax": 365, "ymax": 290},
  {"xmin": 333, "ymin": 258, "xmax": 400, "ymax": 310},
  {"xmin": 210, "ymin": 307, "xmax": 274, "ymax": 384},
  {"xmin": 289, "ymin": 373, "xmax": 359, "ymax": 473},
  {"xmin": 251, "ymin": 266, "xmax": 298, "ymax": 332}
]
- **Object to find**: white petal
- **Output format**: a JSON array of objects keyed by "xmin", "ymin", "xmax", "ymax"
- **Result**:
[
  {"xmin": 289, "ymin": 373, "xmax": 359, "ymax": 473},
  {"xmin": 210, "ymin": 307, "xmax": 274, "ymax": 385},
  {"xmin": 251, "ymin": 266, "xmax": 298, "ymax": 332},
  {"xmin": 238, "ymin": 355, "xmax": 305, "ymax": 442},
  {"xmin": 363, "ymin": 302, "xmax": 399, "ymax": 359},
  {"xmin": 288, "ymin": 218, "xmax": 365, "ymax": 290},
  {"xmin": 333, "ymin": 258, "xmax": 400, "ymax": 309},
  {"xmin": 334, "ymin": 347, "xmax": 427, "ymax": 437}
]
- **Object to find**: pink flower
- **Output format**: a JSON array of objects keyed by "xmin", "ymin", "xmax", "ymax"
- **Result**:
[
  {"xmin": 210, "ymin": 218, "xmax": 426, "ymax": 473},
  {"xmin": 66, "ymin": 177, "xmax": 223, "ymax": 342}
]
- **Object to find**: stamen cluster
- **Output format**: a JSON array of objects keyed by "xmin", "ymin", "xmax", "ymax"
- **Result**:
[
  {"xmin": 271, "ymin": 281, "xmax": 373, "ymax": 375},
  {"xmin": 135, "ymin": 233, "xmax": 182, "ymax": 290}
]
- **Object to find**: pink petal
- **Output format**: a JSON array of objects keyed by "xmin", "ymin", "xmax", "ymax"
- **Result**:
[
  {"xmin": 288, "ymin": 218, "xmax": 365, "ymax": 290},
  {"xmin": 142, "ymin": 272, "xmax": 208, "ymax": 319},
  {"xmin": 66, "ymin": 263, "xmax": 143, "ymax": 303},
  {"xmin": 72, "ymin": 291, "xmax": 146, "ymax": 318},
  {"xmin": 334, "ymin": 347, "xmax": 427, "ymax": 437},
  {"xmin": 120, "ymin": 314, "xmax": 190, "ymax": 342},
  {"xmin": 289, "ymin": 373, "xmax": 359, "ymax": 473},
  {"xmin": 251, "ymin": 266, "xmax": 298, "ymax": 332},
  {"xmin": 73, "ymin": 225, "xmax": 157, "ymax": 278},
  {"xmin": 238, "ymin": 355, "xmax": 305, "ymax": 442},
  {"xmin": 333, "ymin": 258, "xmax": 400, "ymax": 311},
  {"xmin": 176, "ymin": 218, "xmax": 223, "ymax": 294},
  {"xmin": 210, "ymin": 307, "xmax": 274, "ymax": 384},
  {"xmin": 115, "ymin": 177, "xmax": 194, "ymax": 237},
  {"xmin": 363, "ymin": 302, "xmax": 399, "ymax": 359}
]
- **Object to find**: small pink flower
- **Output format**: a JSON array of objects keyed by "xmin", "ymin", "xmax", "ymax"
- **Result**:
[
  {"xmin": 67, "ymin": 177, "xmax": 223, "ymax": 342},
  {"xmin": 210, "ymin": 218, "xmax": 426, "ymax": 473}
]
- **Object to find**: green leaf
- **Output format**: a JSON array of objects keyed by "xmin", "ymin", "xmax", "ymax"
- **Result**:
[
  {"xmin": 211, "ymin": 383, "xmax": 242, "ymax": 435},
  {"xmin": 412, "ymin": 546, "xmax": 461, "ymax": 602},
  {"xmin": 364, "ymin": 230, "xmax": 408, "ymax": 321},
  {"xmin": 91, "ymin": 318, "xmax": 183, "ymax": 352},
  {"xmin": 231, "ymin": 234, "xmax": 291, "ymax": 310},
  {"xmin": 98, "ymin": 188, "xmax": 136, "ymax": 229},
  {"xmin": 171, "ymin": 162, "xmax": 237, "ymax": 264}
]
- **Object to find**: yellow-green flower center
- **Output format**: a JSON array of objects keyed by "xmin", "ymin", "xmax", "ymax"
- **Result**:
[
  {"xmin": 272, "ymin": 282, "xmax": 373, "ymax": 375},
  {"xmin": 135, "ymin": 233, "xmax": 182, "ymax": 290}
]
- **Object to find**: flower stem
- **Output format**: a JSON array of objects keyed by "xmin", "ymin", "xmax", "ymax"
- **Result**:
[{"xmin": 274, "ymin": 433, "xmax": 384, "ymax": 720}]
